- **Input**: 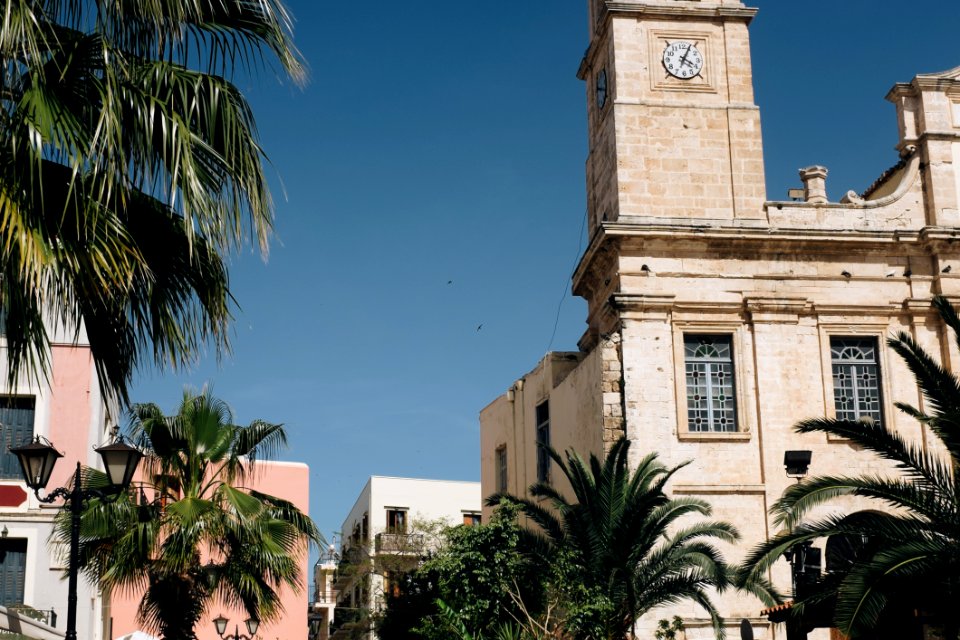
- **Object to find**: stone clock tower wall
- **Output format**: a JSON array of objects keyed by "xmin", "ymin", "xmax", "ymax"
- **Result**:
[
  {"xmin": 581, "ymin": 0, "xmax": 765, "ymax": 230},
  {"xmin": 480, "ymin": 1, "xmax": 960, "ymax": 638}
]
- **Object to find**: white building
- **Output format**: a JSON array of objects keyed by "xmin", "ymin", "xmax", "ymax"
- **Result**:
[{"xmin": 328, "ymin": 476, "xmax": 480, "ymax": 640}]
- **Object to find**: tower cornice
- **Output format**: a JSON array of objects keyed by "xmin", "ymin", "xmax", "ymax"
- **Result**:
[
  {"xmin": 603, "ymin": 2, "xmax": 757, "ymax": 22},
  {"xmin": 572, "ymin": 222, "xmax": 960, "ymax": 298}
]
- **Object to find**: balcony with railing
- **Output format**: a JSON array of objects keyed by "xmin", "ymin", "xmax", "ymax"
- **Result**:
[
  {"xmin": 311, "ymin": 588, "xmax": 339, "ymax": 607},
  {"xmin": 374, "ymin": 532, "xmax": 425, "ymax": 554}
]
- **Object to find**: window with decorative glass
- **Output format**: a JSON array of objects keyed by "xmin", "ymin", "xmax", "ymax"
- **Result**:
[
  {"xmin": 684, "ymin": 335, "xmax": 737, "ymax": 432},
  {"xmin": 830, "ymin": 337, "xmax": 883, "ymax": 425}
]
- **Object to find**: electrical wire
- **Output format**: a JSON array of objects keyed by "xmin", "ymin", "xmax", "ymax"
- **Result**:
[{"xmin": 545, "ymin": 208, "xmax": 588, "ymax": 353}]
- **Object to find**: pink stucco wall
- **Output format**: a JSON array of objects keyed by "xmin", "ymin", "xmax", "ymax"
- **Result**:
[
  {"xmin": 110, "ymin": 460, "xmax": 311, "ymax": 640},
  {"xmin": 47, "ymin": 346, "xmax": 96, "ymax": 490}
]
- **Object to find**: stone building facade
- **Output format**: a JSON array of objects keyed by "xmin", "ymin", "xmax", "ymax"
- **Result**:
[{"xmin": 480, "ymin": 0, "xmax": 960, "ymax": 637}]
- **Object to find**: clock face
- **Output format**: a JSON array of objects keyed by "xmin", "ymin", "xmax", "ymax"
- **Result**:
[
  {"xmin": 596, "ymin": 68, "xmax": 608, "ymax": 109},
  {"xmin": 662, "ymin": 41, "xmax": 703, "ymax": 80}
]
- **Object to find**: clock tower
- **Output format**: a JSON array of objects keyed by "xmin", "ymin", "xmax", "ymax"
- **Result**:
[
  {"xmin": 575, "ymin": 0, "xmax": 768, "ymax": 349},
  {"xmin": 579, "ymin": 0, "xmax": 766, "ymax": 230},
  {"xmin": 483, "ymin": 3, "xmax": 960, "ymax": 638}
]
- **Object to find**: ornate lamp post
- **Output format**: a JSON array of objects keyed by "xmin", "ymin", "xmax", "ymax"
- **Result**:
[
  {"xmin": 10, "ymin": 434, "xmax": 143, "ymax": 640},
  {"xmin": 213, "ymin": 614, "xmax": 260, "ymax": 640}
]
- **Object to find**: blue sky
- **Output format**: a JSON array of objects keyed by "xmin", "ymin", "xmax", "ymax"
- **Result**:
[{"xmin": 132, "ymin": 1, "xmax": 960, "ymax": 544}]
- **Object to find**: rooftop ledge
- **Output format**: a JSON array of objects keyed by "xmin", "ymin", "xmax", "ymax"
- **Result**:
[{"xmin": 602, "ymin": 2, "xmax": 757, "ymax": 21}]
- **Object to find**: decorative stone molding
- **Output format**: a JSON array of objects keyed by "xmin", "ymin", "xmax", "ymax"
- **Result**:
[
  {"xmin": 745, "ymin": 297, "xmax": 810, "ymax": 324},
  {"xmin": 610, "ymin": 293, "xmax": 677, "ymax": 320},
  {"xmin": 604, "ymin": 2, "xmax": 758, "ymax": 22}
]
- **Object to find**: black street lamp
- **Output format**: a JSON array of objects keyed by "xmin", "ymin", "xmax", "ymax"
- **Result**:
[
  {"xmin": 213, "ymin": 614, "xmax": 260, "ymax": 640},
  {"xmin": 10, "ymin": 434, "xmax": 142, "ymax": 640}
]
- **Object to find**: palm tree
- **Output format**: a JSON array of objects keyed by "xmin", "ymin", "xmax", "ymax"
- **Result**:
[
  {"xmin": 489, "ymin": 437, "xmax": 750, "ymax": 640},
  {"xmin": 56, "ymin": 389, "xmax": 322, "ymax": 640},
  {"xmin": 0, "ymin": 0, "xmax": 304, "ymax": 406},
  {"xmin": 736, "ymin": 296, "xmax": 960, "ymax": 640}
]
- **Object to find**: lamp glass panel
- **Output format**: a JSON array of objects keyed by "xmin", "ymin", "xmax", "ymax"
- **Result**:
[
  {"xmin": 213, "ymin": 615, "xmax": 228, "ymax": 635},
  {"xmin": 95, "ymin": 444, "xmax": 142, "ymax": 488},
  {"xmin": 246, "ymin": 618, "xmax": 260, "ymax": 635},
  {"xmin": 13, "ymin": 443, "xmax": 61, "ymax": 490}
]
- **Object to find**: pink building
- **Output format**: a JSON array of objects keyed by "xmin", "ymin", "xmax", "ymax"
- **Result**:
[
  {"xmin": 0, "ymin": 342, "xmax": 116, "ymax": 639},
  {"xmin": 108, "ymin": 461, "xmax": 312, "ymax": 640},
  {"xmin": 0, "ymin": 330, "xmax": 313, "ymax": 640}
]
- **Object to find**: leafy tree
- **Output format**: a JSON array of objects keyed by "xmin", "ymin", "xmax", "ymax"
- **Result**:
[
  {"xmin": 0, "ymin": 0, "xmax": 303, "ymax": 405},
  {"xmin": 339, "ymin": 516, "xmax": 445, "ymax": 640},
  {"xmin": 416, "ymin": 502, "xmax": 548, "ymax": 640},
  {"xmin": 375, "ymin": 503, "xmax": 549, "ymax": 640},
  {"xmin": 736, "ymin": 295, "xmax": 960, "ymax": 640},
  {"xmin": 490, "ymin": 437, "xmax": 755, "ymax": 640},
  {"xmin": 56, "ymin": 389, "xmax": 322, "ymax": 640},
  {"xmin": 375, "ymin": 564, "xmax": 441, "ymax": 640}
]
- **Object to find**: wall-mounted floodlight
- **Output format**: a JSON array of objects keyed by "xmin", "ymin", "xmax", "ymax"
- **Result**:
[{"xmin": 784, "ymin": 450, "xmax": 812, "ymax": 479}]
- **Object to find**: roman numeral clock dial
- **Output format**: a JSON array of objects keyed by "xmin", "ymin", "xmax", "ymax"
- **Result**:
[{"xmin": 662, "ymin": 41, "xmax": 703, "ymax": 80}]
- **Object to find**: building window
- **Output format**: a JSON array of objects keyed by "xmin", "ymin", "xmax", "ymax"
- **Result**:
[
  {"xmin": 0, "ymin": 539, "xmax": 27, "ymax": 607},
  {"xmin": 684, "ymin": 335, "xmax": 737, "ymax": 432},
  {"xmin": 535, "ymin": 401, "xmax": 550, "ymax": 483},
  {"xmin": 831, "ymin": 337, "xmax": 883, "ymax": 425},
  {"xmin": 0, "ymin": 397, "xmax": 36, "ymax": 479},
  {"xmin": 495, "ymin": 445, "xmax": 508, "ymax": 493},
  {"xmin": 386, "ymin": 509, "xmax": 407, "ymax": 534},
  {"xmin": 383, "ymin": 571, "xmax": 400, "ymax": 600},
  {"xmin": 462, "ymin": 512, "xmax": 482, "ymax": 526}
]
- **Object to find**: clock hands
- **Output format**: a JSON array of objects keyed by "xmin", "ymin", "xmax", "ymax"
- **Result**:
[{"xmin": 662, "ymin": 41, "xmax": 702, "ymax": 80}]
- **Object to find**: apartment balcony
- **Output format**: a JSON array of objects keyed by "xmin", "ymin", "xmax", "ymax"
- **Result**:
[
  {"xmin": 311, "ymin": 589, "xmax": 339, "ymax": 607},
  {"xmin": 374, "ymin": 532, "xmax": 425, "ymax": 554}
]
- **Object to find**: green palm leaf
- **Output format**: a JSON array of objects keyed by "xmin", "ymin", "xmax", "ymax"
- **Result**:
[{"xmin": 0, "ymin": 0, "xmax": 303, "ymax": 405}]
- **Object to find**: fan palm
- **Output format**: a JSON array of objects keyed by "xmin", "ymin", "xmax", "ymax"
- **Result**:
[
  {"xmin": 736, "ymin": 295, "xmax": 960, "ymax": 640},
  {"xmin": 55, "ymin": 389, "xmax": 322, "ymax": 640},
  {"xmin": 489, "ymin": 437, "xmax": 749, "ymax": 640},
  {"xmin": 0, "ymin": 0, "xmax": 304, "ymax": 406}
]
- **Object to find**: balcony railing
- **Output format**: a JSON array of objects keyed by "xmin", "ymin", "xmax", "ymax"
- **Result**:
[
  {"xmin": 374, "ymin": 532, "xmax": 425, "ymax": 554},
  {"xmin": 312, "ymin": 589, "xmax": 339, "ymax": 605}
]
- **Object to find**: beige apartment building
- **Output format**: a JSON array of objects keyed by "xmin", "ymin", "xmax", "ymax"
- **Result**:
[{"xmin": 480, "ymin": 0, "xmax": 960, "ymax": 637}]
